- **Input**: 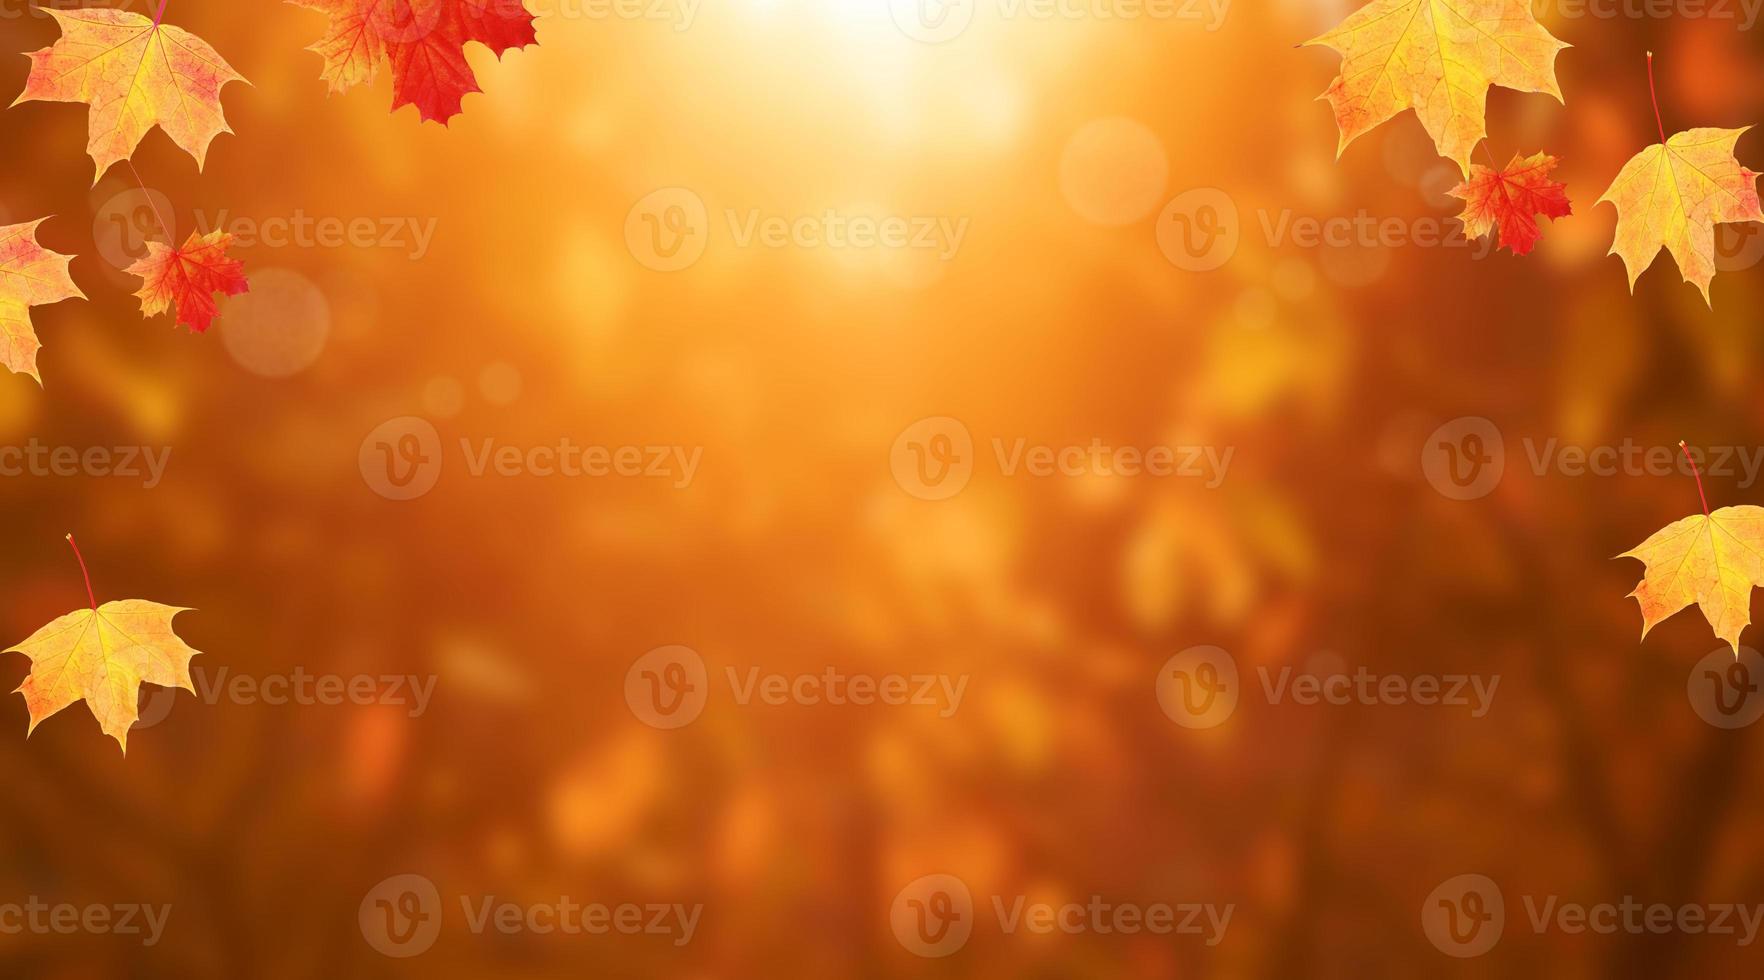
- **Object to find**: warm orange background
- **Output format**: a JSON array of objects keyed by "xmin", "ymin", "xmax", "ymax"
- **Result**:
[{"xmin": 3, "ymin": 0, "xmax": 1764, "ymax": 975}]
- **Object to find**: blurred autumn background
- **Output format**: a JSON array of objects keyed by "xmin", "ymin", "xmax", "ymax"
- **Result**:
[{"xmin": 4, "ymin": 0, "xmax": 1764, "ymax": 975}]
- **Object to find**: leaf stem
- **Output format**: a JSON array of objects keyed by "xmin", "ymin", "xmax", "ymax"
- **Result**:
[
  {"xmin": 1647, "ymin": 51, "xmax": 1667, "ymax": 144},
  {"xmin": 124, "ymin": 158, "xmax": 172, "ymax": 246},
  {"xmin": 153, "ymin": 0, "xmax": 169, "ymax": 27},
  {"xmin": 1680, "ymin": 440, "xmax": 1710, "ymax": 517},
  {"xmin": 64, "ymin": 534, "xmax": 96, "ymax": 611}
]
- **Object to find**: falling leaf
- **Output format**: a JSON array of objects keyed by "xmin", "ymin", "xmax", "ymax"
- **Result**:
[
  {"xmin": 11, "ymin": 8, "xmax": 247, "ymax": 181},
  {"xmin": 6, "ymin": 537, "xmax": 201, "ymax": 755},
  {"xmin": 1302, "ymin": 0, "xmax": 1569, "ymax": 174},
  {"xmin": 291, "ymin": 0, "xmax": 538, "ymax": 124},
  {"xmin": 1597, "ymin": 127, "xmax": 1764, "ymax": 305},
  {"xmin": 126, "ymin": 231, "xmax": 250, "ymax": 333},
  {"xmin": 1449, "ymin": 151, "xmax": 1572, "ymax": 256},
  {"xmin": 1621, "ymin": 505, "xmax": 1764, "ymax": 655},
  {"xmin": 0, "ymin": 219, "xmax": 85, "ymax": 385}
]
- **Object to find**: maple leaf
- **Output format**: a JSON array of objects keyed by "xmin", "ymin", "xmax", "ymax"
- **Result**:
[
  {"xmin": 126, "ymin": 231, "xmax": 250, "ymax": 333},
  {"xmin": 1448, "ymin": 151, "xmax": 1572, "ymax": 256},
  {"xmin": 291, "ymin": 0, "xmax": 538, "ymax": 124},
  {"xmin": 0, "ymin": 219, "xmax": 86, "ymax": 386},
  {"xmin": 1621, "ymin": 505, "xmax": 1764, "ymax": 656},
  {"xmin": 6, "ymin": 536, "xmax": 201, "ymax": 755},
  {"xmin": 1596, "ymin": 127, "xmax": 1764, "ymax": 306},
  {"xmin": 1303, "ymin": 0, "xmax": 1569, "ymax": 174},
  {"xmin": 11, "ymin": 8, "xmax": 247, "ymax": 181}
]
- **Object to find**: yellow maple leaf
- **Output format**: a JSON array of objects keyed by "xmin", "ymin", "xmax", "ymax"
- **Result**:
[
  {"xmin": 5, "ymin": 536, "xmax": 201, "ymax": 754},
  {"xmin": 11, "ymin": 8, "xmax": 247, "ymax": 181},
  {"xmin": 1621, "ymin": 504, "xmax": 1764, "ymax": 656},
  {"xmin": 0, "ymin": 219, "xmax": 85, "ymax": 386},
  {"xmin": 1596, "ymin": 127, "xmax": 1764, "ymax": 306},
  {"xmin": 1303, "ymin": 0, "xmax": 1569, "ymax": 174}
]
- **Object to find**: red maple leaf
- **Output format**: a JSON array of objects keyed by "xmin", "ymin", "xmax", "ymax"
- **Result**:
[
  {"xmin": 1448, "ymin": 152, "xmax": 1573, "ymax": 257},
  {"xmin": 126, "ymin": 231, "xmax": 249, "ymax": 333},
  {"xmin": 293, "ymin": 0, "xmax": 538, "ymax": 124}
]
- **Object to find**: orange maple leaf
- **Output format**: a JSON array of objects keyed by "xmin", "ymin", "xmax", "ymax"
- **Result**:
[
  {"xmin": 11, "ymin": 8, "xmax": 247, "ymax": 181},
  {"xmin": 290, "ymin": 0, "xmax": 538, "ymax": 124},
  {"xmin": 126, "ymin": 231, "xmax": 249, "ymax": 334},
  {"xmin": 0, "ymin": 219, "xmax": 85, "ymax": 386},
  {"xmin": 5, "ymin": 535, "xmax": 202, "ymax": 755},
  {"xmin": 1448, "ymin": 152, "xmax": 1573, "ymax": 256}
]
